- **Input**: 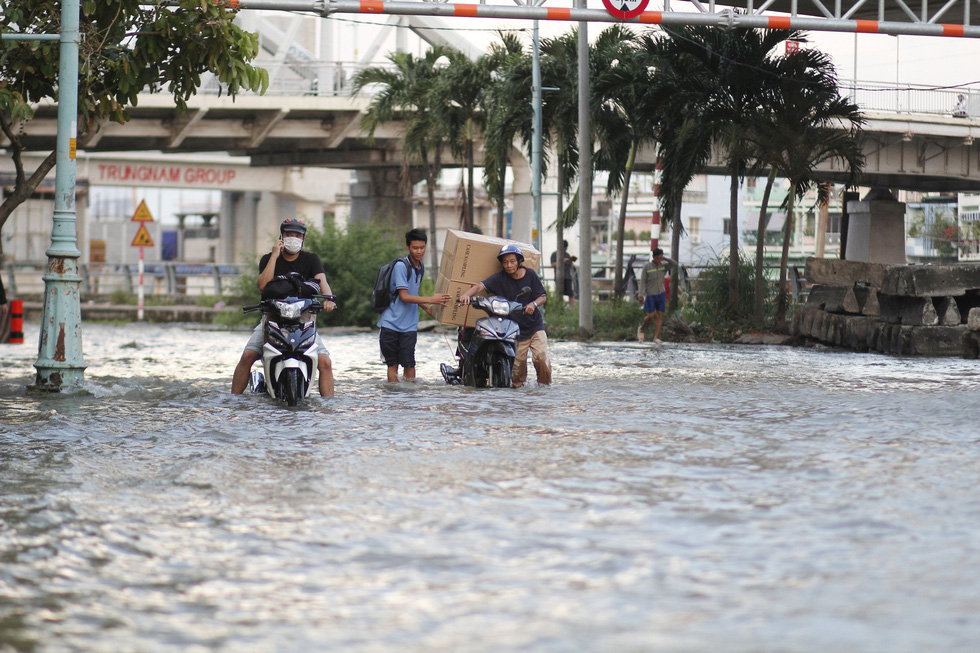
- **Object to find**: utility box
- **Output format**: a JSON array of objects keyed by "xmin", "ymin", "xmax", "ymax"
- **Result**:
[{"xmin": 434, "ymin": 230, "xmax": 540, "ymax": 327}]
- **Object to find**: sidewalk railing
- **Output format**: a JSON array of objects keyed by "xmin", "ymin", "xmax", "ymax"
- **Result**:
[{"xmin": 2, "ymin": 262, "xmax": 250, "ymax": 298}]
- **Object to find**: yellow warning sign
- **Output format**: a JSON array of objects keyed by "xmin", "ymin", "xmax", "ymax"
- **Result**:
[
  {"xmin": 131, "ymin": 199, "xmax": 154, "ymax": 223},
  {"xmin": 131, "ymin": 224, "xmax": 155, "ymax": 247}
]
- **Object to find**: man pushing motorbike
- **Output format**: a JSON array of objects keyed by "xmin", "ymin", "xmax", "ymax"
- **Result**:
[
  {"xmin": 458, "ymin": 244, "xmax": 552, "ymax": 387},
  {"xmin": 231, "ymin": 219, "xmax": 337, "ymax": 397}
]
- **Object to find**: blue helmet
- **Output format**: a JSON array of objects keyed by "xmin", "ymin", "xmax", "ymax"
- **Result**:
[
  {"xmin": 497, "ymin": 244, "xmax": 524, "ymax": 264},
  {"xmin": 280, "ymin": 218, "xmax": 307, "ymax": 236}
]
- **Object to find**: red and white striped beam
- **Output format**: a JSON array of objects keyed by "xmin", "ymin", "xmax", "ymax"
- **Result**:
[{"xmin": 213, "ymin": 0, "xmax": 980, "ymax": 38}]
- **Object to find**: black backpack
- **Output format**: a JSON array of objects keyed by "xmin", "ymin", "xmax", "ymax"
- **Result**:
[{"xmin": 370, "ymin": 257, "xmax": 410, "ymax": 313}]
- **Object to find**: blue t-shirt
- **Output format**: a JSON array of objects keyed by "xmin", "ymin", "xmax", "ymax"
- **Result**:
[
  {"xmin": 377, "ymin": 258, "xmax": 424, "ymax": 333},
  {"xmin": 481, "ymin": 267, "xmax": 546, "ymax": 340}
]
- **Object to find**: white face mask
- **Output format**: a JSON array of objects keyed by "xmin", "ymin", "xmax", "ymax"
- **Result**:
[{"xmin": 282, "ymin": 236, "xmax": 303, "ymax": 254}]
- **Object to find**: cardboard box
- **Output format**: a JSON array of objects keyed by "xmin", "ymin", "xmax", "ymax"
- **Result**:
[
  {"xmin": 433, "ymin": 273, "xmax": 487, "ymax": 328},
  {"xmin": 440, "ymin": 230, "xmax": 541, "ymax": 285},
  {"xmin": 433, "ymin": 231, "xmax": 541, "ymax": 328}
]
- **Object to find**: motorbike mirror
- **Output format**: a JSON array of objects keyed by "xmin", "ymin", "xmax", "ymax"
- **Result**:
[{"xmin": 518, "ymin": 286, "xmax": 532, "ymax": 297}]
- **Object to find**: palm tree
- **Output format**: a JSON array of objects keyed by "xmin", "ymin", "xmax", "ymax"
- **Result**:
[
  {"xmin": 638, "ymin": 28, "xmax": 715, "ymax": 311},
  {"xmin": 351, "ymin": 47, "xmax": 450, "ymax": 276},
  {"xmin": 752, "ymin": 169, "xmax": 778, "ymax": 327},
  {"xmin": 661, "ymin": 24, "xmax": 801, "ymax": 316},
  {"xmin": 539, "ymin": 30, "xmax": 582, "ymax": 294},
  {"xmin": 592, "ymin": 25, "xmax": 658, "ymax": 299},
  {"xmin": 482, "ymin": 33, "xmax": 531, "ymax": 238},
  {"xmin": 434, "ymin": 48, "xmax": 495, "ymax": 232},
  {"xmin": 747, "ymin": 47, "xmax": 865, "ymax": 329}
]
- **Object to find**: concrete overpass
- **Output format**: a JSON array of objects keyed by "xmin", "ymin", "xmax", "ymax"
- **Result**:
[{"xmin": 9, "ymin": 74, "xmax": 980, "ymax": 193}]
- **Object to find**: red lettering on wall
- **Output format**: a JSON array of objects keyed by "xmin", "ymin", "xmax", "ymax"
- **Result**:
[{"xmin": 95, "ymin": 163, "xmax": 237, "ymax": 187}]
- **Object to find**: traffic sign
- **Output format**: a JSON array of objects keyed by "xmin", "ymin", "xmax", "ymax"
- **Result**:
[
  {"xmin": 131, "ymin": 224, "xmax": 155, "ymax": 247},
  {"xmin": 601, "ymin": 0, "xmax": 650, "ymax": 20},
  {"xmin": 131, "ymin": 199, "xmax": 154, "ymax": 222}
]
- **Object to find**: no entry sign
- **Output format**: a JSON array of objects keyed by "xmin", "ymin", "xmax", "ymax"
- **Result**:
[{"xmin": 601, "ymin": 0, "xmax": 650, "ymax": 20}]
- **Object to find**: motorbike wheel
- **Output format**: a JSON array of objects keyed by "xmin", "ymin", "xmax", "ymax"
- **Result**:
[
  {"xmin": 489, "ymin": 354, "xmax": 512, "ymax": 388},
  {"xmin": 462, "ymin": 363, "xmax": 477, "ymax": 387},
  {"xmin": 280, "ymin": 368, "xmax": 304, "ymax": 406}
]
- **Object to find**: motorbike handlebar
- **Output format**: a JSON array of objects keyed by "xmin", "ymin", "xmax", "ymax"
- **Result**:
[{"xmin": 242, "ymin": 304, "xmax": 261, "ymax": 313}]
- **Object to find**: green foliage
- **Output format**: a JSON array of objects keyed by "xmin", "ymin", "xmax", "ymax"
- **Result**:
[
  {"xmin": 110, "ymin": 289, "xmax": 134, "ymax": 305},
  {"xmin": 304, "ymin": 221, "xmax": 405, "ymax": 327},
  {"xmin": 683, "ymin": 251, "xmax": 767, "ymax": 336},
  {"xmin": 1, "ymin": 1, "xmax": 263, "ymax": 131},
  {"xmin": 0, "ymin": 1, "xmax": 265, "ymax": 228},
  {"xmin": 544, "ymin": 292, "xmax": 646, "ymax": 341}
]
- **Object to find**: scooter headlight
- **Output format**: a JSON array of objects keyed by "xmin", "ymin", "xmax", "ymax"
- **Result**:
[
  {"xmin": 488, "ymin": 298, "xmax": 512, "ymax": 316},
  {"xmin": 274, "ymin": 300, "xmax": 305, "ymax": 320}
]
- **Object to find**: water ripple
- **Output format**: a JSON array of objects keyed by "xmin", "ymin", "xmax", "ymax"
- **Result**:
[{"xmin": 2, "ymin": 324, "xmax": 980, "ymax": 651}]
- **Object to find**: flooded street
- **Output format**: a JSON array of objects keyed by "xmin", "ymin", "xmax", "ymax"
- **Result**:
[{"xmin": 2, "ymin": 322, "xmax": 980, "ymax": 651}]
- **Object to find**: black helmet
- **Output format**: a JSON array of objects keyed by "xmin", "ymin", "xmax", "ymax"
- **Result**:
[
  {"xmin": 280, "ymin": 219, "xmax": 307, "ymax": 236},
  {"xmin": 497, "ymin": 244, "xmax": 524, "ymax": 264}
]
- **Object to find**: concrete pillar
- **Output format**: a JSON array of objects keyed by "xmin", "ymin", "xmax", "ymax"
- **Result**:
[
  {"xmin": 845, "ymin": 188, "xmax": 907, "ymax": 264},
  {"xmin": 349, "ymin": 169, "xmax": 411, "ymax": 226}
]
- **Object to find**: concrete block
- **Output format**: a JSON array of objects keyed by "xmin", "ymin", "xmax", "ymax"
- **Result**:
[
  {"xmin": 857, "ymin": 286, "xmax": 880, "ymax": 316},
  {"xmin": 874, "ymin": 323, "xmax": 890, "ymax": 353},
  {"xmin": 830, "ymin": 314, "xmax": 871, "ymax": 351},
  {"xmin": 934, "ymin": 297, "xmax": 962, "ymax": 326},
  {"xmin": 882, "ymin": 264, "xmax": 980, "ymax": 297},
  {"xmin": 805, "ymin": 284, "xmax": 850, "ymax": 313},
  {"xmin": 867, "ymin": 322, "xmax": 882, "ymax": 351},
  {"xmin": 963, "ymin": 331, "xmax": 980, "ymax": 359},
  {"xmin": 841, "ymin": 287, "xmax": 861, "ymax": 314},
  {"xmin": 888, "ymin": 324, "xmax": 912, "ymax": 355},
  {"xmin": 805, "ymin": 257, "xmax": 889, "ymax": 287},
  {"xmin": 958, "ymin": 294, "xmax": 980, "ymax": 323},
  {"xmin": 878, "ymin": 294, "xmax": 938, "ymax": 326},
  {"xmin": 909, "ymin": 326, "xmax": 968, "ymax": 357},
  {"xmin": 818, "ymin": 311, "xmax": 830, "ymax": 341},
  {"xmin": 969, "ymin": 307, "xmax": 980, "ymax": 331}
]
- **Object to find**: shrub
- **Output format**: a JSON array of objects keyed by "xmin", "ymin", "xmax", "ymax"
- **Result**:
[
  {"xmin": 544, "ymin": 291, "xmax": 646, "ymax": 340},
  {"xmin": 304, "ymin": 221, "xmax": 406, "ymax": 327},
  {"xmin": 682, "ymin": 251, "xmax": 775, "ymax": 339}
]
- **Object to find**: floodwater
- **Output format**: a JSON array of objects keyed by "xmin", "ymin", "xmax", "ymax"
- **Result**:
[{"xmin": 2, "ymin": 322, "xmax": 980, "ymax": 652}]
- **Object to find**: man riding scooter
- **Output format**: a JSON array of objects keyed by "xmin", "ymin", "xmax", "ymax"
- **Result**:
[
  {"xmin": 231, "ymin": 219, "xmax": 336, "ymax": 397},
  {"xmin": 456, "ymin": 244, "xmax": 552, "ymax": 388}
]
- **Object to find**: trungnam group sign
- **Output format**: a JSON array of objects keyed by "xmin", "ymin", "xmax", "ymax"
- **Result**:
[{"xmin": 95, "ymin": 163, "xmax": 239, "ymax": 187}]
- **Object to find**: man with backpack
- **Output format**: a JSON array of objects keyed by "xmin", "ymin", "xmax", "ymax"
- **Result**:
[
  {"xmin": 231, "ymin": 218, "xmax": 336, "ymax": 396},
  {"xmin": 378, "ymin": 228, "xmax": 451, "ymax": 383}
]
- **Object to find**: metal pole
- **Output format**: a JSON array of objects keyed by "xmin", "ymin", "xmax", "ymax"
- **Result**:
[
  {"xmin": 577, "ymin": 5, "xmax": 593, "ymax": 337},
  {"xmin": 531, "ymin": 20, "xmax": 543, "ymax": 257},
  {"xmin": 32, "ymin": 0, "xmax": 86, "ymax": 392}
]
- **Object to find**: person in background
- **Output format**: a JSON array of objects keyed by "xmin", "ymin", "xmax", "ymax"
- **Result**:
[
  {"xmin": 459, "ymin": 244, "xmax": 552, "ymax": 387},
  {"xmin": 550, "ymin": 240, "xmax": 578, "ymax": 306},
  {"xmin": 637, "ymin": 247, "xmax": 677, "ymax": 344},
  {"xmin": 231, "ymin": 218, "xmax": 336, "ymax": 396},
  {"xmin": 377, "ymin": 228, "xmax": 452, "ymax": 383},
  {"xmin": 953, "ymin": 94, "xmax": 969, "ymax": 118}
]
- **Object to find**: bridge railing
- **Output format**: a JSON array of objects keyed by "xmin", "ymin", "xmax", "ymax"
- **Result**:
[
  {"xmin": 844, "ymin": 81, "xmax": 978, "ymax": 117},
  {"xmin": 192, "ymin": 62, "xmax": 980, "ymax": 119},
  {"xmin": 2, "ymin": 262, "xmax": 251, "ymax": 299},
  {"xmin": 197, "ymin": 61, "xmax": 390, "ymax": 98}
]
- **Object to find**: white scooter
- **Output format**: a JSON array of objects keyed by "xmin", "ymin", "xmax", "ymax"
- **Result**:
[{"xmin": 242, "ymin": 294, "xmax": 332, "ymax": 406}]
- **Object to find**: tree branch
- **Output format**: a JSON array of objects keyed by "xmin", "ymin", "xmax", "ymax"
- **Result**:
[{"xmin": 0, "ymin": 150, "xmax": 57, "ymax": 234}]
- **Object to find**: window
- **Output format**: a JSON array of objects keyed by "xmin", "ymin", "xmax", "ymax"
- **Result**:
[{"xmin": 689, "ymin": 217, "xmax": 702, "ymax": 244}]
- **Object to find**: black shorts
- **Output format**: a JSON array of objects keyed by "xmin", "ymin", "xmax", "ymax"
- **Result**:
[{"xmin": 379, "ymin": 328, "xmax": 418, "ymax": 369}]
